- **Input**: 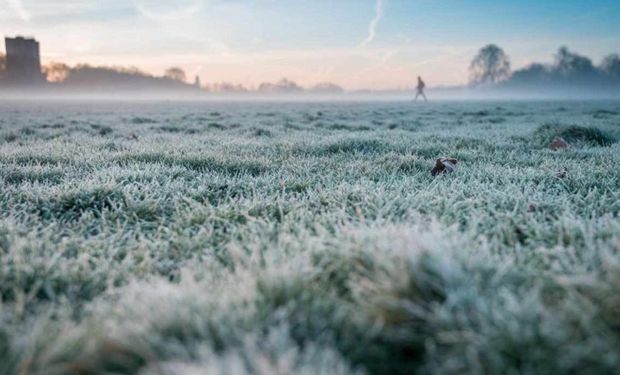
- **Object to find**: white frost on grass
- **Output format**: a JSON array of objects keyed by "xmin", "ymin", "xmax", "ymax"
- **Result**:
[{"xmin": 0, "ymin": 100, "xmax": 619, "ymax": 373}]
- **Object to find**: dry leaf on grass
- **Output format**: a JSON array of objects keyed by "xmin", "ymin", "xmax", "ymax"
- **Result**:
[{"xmin": 431, "ymin": 157, "xmax": 458, "ymax": 176}]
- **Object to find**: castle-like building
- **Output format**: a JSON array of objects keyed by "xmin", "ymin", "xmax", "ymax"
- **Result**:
[{"xmin": 4, "ymin": 36, "xmax": 44, "ymax": 85}]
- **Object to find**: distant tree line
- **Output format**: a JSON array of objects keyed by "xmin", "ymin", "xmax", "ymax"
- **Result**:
[
  {"xmin": 205, "ymin": 80, "xmax": 343, "ymax": 94},
  {"xmin": 469, "ymin": 44, "xmax": 620, "ymax": 92},
  {"xmin": 2, "ymin": 47, "xmax": 619, "ymax": 94},
  {"xmin": 0, "ymin": 58, "xmax": 344, "ymax": 94},
  {"xmin": 38, "ymin": 63, "xmax": 196, "ymax": 91}
]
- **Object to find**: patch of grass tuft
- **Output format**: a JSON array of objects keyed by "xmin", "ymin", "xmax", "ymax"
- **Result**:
[
  {"xmin": 533, "ymin": 123, "xmax": 615, "ymax": 146},
  {"xmin": 318, "ymin": 138, "xmax": 387, "ymax": 155},
  {"xmin": 35, "ymin": 186, "xmax": 126, "ymax": 222},
  {"xmin": 117, "ymin": 153, "xmax": 269, "ymax": 176},
  {"xmin": 1, "ymin": 169, "xmax": 64, "ymax": 185}
]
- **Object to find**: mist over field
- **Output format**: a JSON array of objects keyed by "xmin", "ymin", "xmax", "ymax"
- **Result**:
[
  {"xmin": 1, "ymin": 99, "xmax": 620, "ymax": 374},
  {"xmin": 2, "ymin": 43, "xmax": 620, "ymax": 101}
]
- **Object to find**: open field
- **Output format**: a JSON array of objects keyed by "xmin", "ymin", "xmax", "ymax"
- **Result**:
[{"xmin": 1, "ymin": 100, "xmax": 619, "ymax": 374}]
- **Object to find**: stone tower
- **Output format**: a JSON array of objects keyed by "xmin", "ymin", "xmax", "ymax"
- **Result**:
[{"xmin": 5, "ymin": 36, "xmax": 44, "ymax": 85}]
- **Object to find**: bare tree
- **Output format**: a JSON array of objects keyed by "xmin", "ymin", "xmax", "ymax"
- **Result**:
[
  {"xmin": 43, "ymin": 62, "xmax": 71, "ymax": 82},
  {"xmin": 164, "ymin": 67, "xmax": 187, "ymax": 83},
  {"xmin": 469, "ymin": 44, "xmax": 511, "ymax": 86}
]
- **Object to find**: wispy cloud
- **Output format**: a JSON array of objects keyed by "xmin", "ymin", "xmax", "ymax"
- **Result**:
[
  {"xmin": 132, "ymin": 0, "xmax": 204, "ymax": 22},
  {"xmin": 7, "ymin": 0, "xmax": 31, "ymax": 21},
  {"xmin": 360, "ymin": 0, "xmax": 385, "ymax": 47}
]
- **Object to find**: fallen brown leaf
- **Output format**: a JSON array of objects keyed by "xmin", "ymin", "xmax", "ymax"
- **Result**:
[{"xmin": 431, "ymin": 157, "xmax": 458, "ymax": 176}]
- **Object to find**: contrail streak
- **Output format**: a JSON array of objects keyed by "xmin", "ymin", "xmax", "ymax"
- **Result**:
[{"xmin": 361, "ymin": 0, "xmax": 385, "ymax": 47}]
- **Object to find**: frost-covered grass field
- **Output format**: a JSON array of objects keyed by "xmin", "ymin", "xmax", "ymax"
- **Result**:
[{"xmin": 1, "ymin": 100, "xmax": 619, "ymax": 374}]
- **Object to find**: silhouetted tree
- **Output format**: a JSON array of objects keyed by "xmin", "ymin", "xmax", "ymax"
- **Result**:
[
  {"xmin": 554, "ymin": 46, "xmax": 596, "ymax": 77},
  {"xmin": 164, "ymin": 67, "xmax": 186, "ymax": 83},
  {"xmin": 47, "ymin": 64, "xmax": 194, "ymax": 92},
  {"xmin": 509, "ymin": 63, "xmax": 549, "ymax": 85},
  {"xmin": 494, "ymin": 46, "xmax": 620, "ymax": 93},
  {"xmin": 63, "ymin": 64, "xmax": 152, "ymax": 86},
  {"xmin": 310, "ymin": 82, "xmax": 344, "ymax": 93},
  {"xmin": 207, "ymin": 82, "xmax": 249, "ymax": 93},
  {"xmin": 600, "ymin": 54, "xmax": 620, "ymax": 78},
  {"xmin": 258, "ymin": 78, "xmax": 303, "ymax": 93},
  {"xmin": 469, "ymin": 44, "xmax": 511, "ymax": 86},
  {"xmin": 43, "ymin": 62, "xmax": 70, "ymax": 82}
]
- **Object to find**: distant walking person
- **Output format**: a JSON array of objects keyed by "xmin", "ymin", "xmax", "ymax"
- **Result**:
[{"xmin": 414, "ymin": 76, "xmax": 427, "ymax": 102}]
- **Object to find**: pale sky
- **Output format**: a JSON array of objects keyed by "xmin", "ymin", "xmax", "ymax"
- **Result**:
[{"xmin": 1, "ymin": 0, "xmax": 619, "ymax": 90}]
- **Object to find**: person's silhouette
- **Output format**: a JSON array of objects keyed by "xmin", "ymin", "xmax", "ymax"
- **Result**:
[{"xmin": 414, "ymin": 76, "xmax": 427, "ymax": 102}]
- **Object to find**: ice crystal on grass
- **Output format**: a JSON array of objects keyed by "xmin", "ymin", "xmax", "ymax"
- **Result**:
[{"xmin": 1, "ymin": 100, "xmax": 620, "ymax": 374}]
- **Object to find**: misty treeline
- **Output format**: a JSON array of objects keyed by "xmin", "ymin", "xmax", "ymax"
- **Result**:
[
  {"xmin": 40, "ymin": 62, "xmax": 195, "ymax": 91},
  {"xmin": 470, "ymin": 44, "xmax": 620, "ymax": 91},
  {"xmin": 207, "ymin": 79, "xmax": 343, "ymax": 94},
  {"xmin": 0, "ymin": 56, "xmax": 343, "ymax": 94},
  {"xmin": 3, "ymin": 46, "xmax": 618, "ymax": 94}
]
